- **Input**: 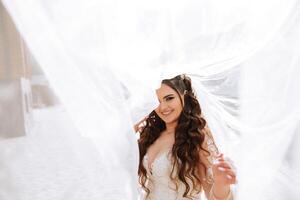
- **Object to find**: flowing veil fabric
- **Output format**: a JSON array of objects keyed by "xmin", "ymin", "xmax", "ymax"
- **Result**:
[{"xmin": 0, "ymin": 0, "xmax": 300, "ymax": 199}]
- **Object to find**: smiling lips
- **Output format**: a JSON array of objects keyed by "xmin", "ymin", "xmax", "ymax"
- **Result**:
[{"xmin": 161, "ymin": 110, "xmax": 173, "ymax": 116}]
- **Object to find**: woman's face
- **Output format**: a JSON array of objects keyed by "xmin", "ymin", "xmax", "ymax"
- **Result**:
[{"xmin": 155, "ymin": 83, "xmax": 184, "ymax": 124}]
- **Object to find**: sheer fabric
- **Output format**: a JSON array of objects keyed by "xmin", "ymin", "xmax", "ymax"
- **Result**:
[{"xmin": 1, "ymin": 0, "xmax": 300, "ymax": 199}]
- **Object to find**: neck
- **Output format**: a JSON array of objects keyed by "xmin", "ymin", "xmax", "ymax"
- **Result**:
[{"xmin": 164, "ymin": 121, "xmax": 178, "ymax": 134}]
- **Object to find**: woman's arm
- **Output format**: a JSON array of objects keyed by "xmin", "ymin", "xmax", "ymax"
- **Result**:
[
  {"xmin": 209, "ymin": 154, "xmax": 235, "ymax": 200},
  {"xmin": 199, "ymin": 127, "xmax": 236, "ymax": 200}
]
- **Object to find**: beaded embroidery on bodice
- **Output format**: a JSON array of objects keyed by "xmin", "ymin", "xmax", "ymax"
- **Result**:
[
  {"xmin": 142, "ymin": 149, "xmax": 205, "ymax": 200},
  {"xmin": 141, "ymin": 130, "xmax": 219, "ymax": 200}
]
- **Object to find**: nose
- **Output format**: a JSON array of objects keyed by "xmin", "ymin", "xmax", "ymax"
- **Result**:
[{"xmin": 159, "ymin": 102, "xmax": 169, "ymax": 112}]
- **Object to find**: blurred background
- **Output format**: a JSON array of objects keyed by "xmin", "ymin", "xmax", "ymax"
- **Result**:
[{"xmin": 0, "ymin": 1, "xmax": 61, "ymax": 140}]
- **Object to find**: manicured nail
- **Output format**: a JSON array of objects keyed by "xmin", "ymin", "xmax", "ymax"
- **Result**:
[
  {"xmin": 227, "ymin": 175, "xmax": 232, "ymax": 179},
  {"xmin": 218, "ymin": 167, "xmax": 226, "ymax": 172},
  {"xmin": 217, "ymin": 153, "xmax": 223, "ymax": 157}
]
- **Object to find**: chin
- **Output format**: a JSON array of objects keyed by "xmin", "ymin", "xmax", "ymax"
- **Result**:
[{"xmin": 163, "ymin": 117, "xmax": 178, "ymax": 124}]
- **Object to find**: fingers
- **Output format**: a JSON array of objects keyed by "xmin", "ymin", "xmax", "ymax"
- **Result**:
[
  {"xmin": 215, "ymin": 153, "xmax": 236, "ymax": 171},
  {"xmin": 134, "ymin": 116, "xmax": 148, "ymax": 133},
  {"xmin": 137, "ymin": 117, "xmax": 147, "ymax": 126},
  {"xmin": 215, "ymin": 167, "xmax": 237, "ymax": 184},
  {"xmin": 226, "ymin": 175, "xmax": 237, "ymax": 184},
  {"xmin": 216, "ymin": 153, "xmax": 223, "ymax": 158},
  {"xmin": 216, "ymin": 167, "xmax": 236, "ymax": 177},
  {"xmin": 226, "ymin": 172, "xmax": 237, "ymax": 184},
  {"xmin": 213, "ymin": 153, "xmax": 237, "ymax": 184},
  {"xmin": 134, "ymin": 122, "xmax": 142, "ymax": 132},
  {"xmin": 134, "ymin": 124, "xmax": 145, "ymax": 133},
  {"xmin": 134, "ymin": 124, "xmax": 139, "ymax": 132},
  {"xmin": 215, "ymin": 161, "xmax": 232, "ymax": 169}
]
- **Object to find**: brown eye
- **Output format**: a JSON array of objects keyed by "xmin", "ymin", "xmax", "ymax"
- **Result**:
[{"xmin": 166, "ymin": 96, "xmax": 174, "ymax": 101}]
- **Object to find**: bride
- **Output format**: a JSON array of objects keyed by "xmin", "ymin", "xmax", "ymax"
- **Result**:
[{"xmin": 135, "ymin": 74, "xmax": 236, "ymax": 200}]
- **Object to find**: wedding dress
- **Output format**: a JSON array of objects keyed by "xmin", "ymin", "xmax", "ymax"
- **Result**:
[{"xmin": 140, "ymin": 132, "xmax": 234, "ymax": 200}]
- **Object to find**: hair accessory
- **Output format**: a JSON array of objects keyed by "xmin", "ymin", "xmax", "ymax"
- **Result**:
[{"xmin": 180, "ymin": 74, "xmax": 186, "ymax": 80}]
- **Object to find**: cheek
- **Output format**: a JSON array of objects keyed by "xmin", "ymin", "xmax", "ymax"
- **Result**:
[
  {"xmin": 171, "ymin": 101, "xmax": 183, "ymax": 114},
  {"xmin": 155, "ymin": 107, "xmax": 162, "ymax": 118}
]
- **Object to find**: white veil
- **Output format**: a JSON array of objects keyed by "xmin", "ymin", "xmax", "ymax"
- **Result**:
[{"xmin": 1, "ymin": 0, "xmax": 300, "ymax": 199}]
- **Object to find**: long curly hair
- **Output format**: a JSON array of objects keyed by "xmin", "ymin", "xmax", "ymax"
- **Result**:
[{"xmin": 138, "ymin": 74, "xmax": 209, "ymax": 199}]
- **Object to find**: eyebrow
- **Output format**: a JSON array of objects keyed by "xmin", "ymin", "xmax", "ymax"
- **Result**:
[{"xmin": 157, "ymin": 94, "xmax": 175, "ymax": 102}]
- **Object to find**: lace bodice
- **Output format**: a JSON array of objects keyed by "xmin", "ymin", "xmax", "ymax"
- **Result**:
[
  {"xmin": 140, "ymin": 129, "xmax": 233, "ymax": 200},
  {"xmin": 142, "ymin": 149, "xmax": 203, "ymax": 200}
]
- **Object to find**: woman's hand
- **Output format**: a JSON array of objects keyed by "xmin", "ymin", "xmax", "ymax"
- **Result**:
[
  {"xmin": 212, "ymin": 153, "xmax": 236, "ymax": 198},
  {"xmin": 133, "ymin": 116, "xmax": 148, "ymax": 133},
  {"xmin": 212, "ymin": 153, "xmax": 236, "ymax": 185}
]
